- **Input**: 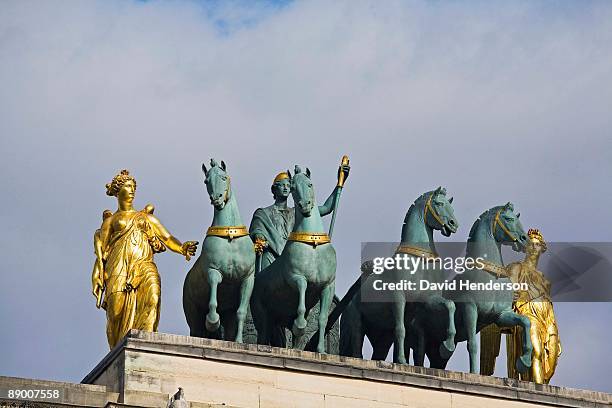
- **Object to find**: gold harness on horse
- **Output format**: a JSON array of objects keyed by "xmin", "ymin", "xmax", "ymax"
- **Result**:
[
  {"xmin": 395, "ymin": 244, "xmax": 439, "ymax": 260},
  {"xmin": 288, "ymin": 232, "xmax": 331, "ymax": 247},
  {"xmin": 206, "ymin": 225, "xmax": 249, "ymax": 240}
]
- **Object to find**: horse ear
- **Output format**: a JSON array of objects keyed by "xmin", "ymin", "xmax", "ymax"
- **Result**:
[
  {"xmin": 504, "ymin": 202, "xmax": 514, "ymax": 211},
  {"xmin": 306, "ymin": 167, "xmax": 311, "ymax": 178},
  {"xmin": 202, "ymin": 163, "xmax": 208, "ymax": 175},
  {"xmin": 449, "ymin": 196, "xmax": 454, "ymax": 204},
  {"xmin": 221, "ymin": 160, "xmax": 226, "ymax": 171},
  {"xmin": 287, "ymin": 169, "xmax": 292, "ymax": 181},
  {"xmin": 516, "ymin": 212, "xmax": 521, "ymax": 218}
]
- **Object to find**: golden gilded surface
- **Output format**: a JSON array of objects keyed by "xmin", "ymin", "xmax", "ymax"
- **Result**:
[
  {"xmin": 506, "ymin": 229, "xmax": 561, "ymax": 384},
  {"xmin": 253, "ymin": 237, "xmax": 267, "ymax": 255},
  {"xmin": 92, "ymin": 170, "xmax": 198, "ymax": 349},
  {"xmin": 395, "ymin": 244, "xmax": 438, "ymax": 260},
  {"xmin": 287, "ymin": 232, "xmax": 331, "ymax": 246},
  {"xmin": 480, "ymin": 260, "xmax": 509, "ymax": 278},
  {"xmin": 273, "ymin": 171, "xmax": 290, "ymax": 183},
  {"xmin": 336, "ymin": 155, "xmax": 350, "ymax": 187},
  {"xmin": 206, "ymin": 225, "xmax": 249, "ymax": 240}
]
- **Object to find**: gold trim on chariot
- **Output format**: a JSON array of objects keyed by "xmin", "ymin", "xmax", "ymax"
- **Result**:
[
  {"xmin": 288, "ymin": 232, "xmax": 331, "ymax": 246},
  {"xmin": 206, "ymin": 225, "xmax": 249, "ymax": 240},
  {"xmin": 395, "ymin": 244, "xmax": 439, "ymax": 259},
  {"xmin": 480, "ymin": 260, "xmax": 508, "ymax": 278}
]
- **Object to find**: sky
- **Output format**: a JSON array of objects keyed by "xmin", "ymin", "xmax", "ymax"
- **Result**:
[{"xmin": 1, "ymin": 0, "xmax": 612, "ymax": 394}]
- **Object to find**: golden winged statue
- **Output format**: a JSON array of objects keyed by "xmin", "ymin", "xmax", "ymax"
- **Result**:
[
  {"xmin": 91, "ymin": 170, "xmax": 198, "ymax": 349},
  {"xmin": 480, "ymin": 229, "xmax": 561, "ymax": 383}
]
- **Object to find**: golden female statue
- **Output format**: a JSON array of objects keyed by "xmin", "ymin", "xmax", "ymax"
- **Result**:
[
  {"xmin": 506, "ymin": 228, "xmax": 561, "ymax": 383},
  {"xmin": 91, "ymin": 170, "xmax": 198, "ymax": 349}
]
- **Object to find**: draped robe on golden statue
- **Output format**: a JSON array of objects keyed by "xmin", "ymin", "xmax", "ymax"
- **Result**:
[
  {"xmin": 506, "ymin": 228, "xmax": 561, "ymax": 383},
  {"xmin": 91, "ymin": 170, "xmax": 198, "ymax": 349}
]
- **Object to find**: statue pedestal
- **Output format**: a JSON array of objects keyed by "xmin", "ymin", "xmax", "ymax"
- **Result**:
[
  {"xmin": 77, "ymin": 330, "xmax": 609, "ymax": 408},
  {"xmin": 2, "ymin": 330, "xmax": 609, "ymax": 407}
]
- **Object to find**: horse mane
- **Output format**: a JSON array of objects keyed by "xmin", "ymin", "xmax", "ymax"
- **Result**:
[
  {"xmin": 403, "ymin": 191, "xmax": 431, "ymax": 222},
  {"xmin": 468, "ymin": 205, "xmax": 504, "ymax": 241},
  {"xmin": 401, "ymin": 190, "xmax": 433, "ymax": 238}
]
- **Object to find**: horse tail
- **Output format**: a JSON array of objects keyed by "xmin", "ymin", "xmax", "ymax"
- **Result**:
[{"xmin": 183, "ymin": 255, "xmax": 206, "ymax": 337}]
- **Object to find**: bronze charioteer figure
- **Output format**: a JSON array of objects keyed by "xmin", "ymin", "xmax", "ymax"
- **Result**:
[{"xmin": 244, "ymin": 157, "xmax": 350, "ymax": 349}]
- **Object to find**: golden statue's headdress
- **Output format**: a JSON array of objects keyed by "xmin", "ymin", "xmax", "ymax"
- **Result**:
[
  {"xmin": 273, "ymin": 172, "xmax": 289, "ymax": 184},
  {"xmin": 528, "ymin": 228, "xmax": 546, "ymax": 245},
  {"xmin": 106, "ymin": 169, "xmax": 136, "ymax": 197}
]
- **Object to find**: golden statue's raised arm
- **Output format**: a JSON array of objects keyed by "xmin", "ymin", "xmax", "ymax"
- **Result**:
[
  {"xmin": 93, "ymin": 170, "xmax": 198, "ymax": 349},
  {"xmin": 146, "ymin": 213, "xmax": 198, "ymax": 261}
]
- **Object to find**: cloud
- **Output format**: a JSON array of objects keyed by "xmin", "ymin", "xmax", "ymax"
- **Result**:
[{"xmin": 0, "ymin": 0, "xmax": 611, "ymax": 392}]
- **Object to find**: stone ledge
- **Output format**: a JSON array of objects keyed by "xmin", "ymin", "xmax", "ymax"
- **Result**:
[
  {"xmin": 82, "ymin": 330, "xmax": 611, "ymax": 408},
  {"xmin": 0, "ymin": 376, "xmax": 118, "ymax": 407}
]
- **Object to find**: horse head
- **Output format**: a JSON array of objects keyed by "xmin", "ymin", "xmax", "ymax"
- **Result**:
[
  {"xmin": 491, "ymin": 202, "xmax": 528, "ymax": 252},
  {"xmin": 288, "ymin": 165, "xmax": 314, "ymax": 217},
  {"xmin": 424, "ymin": 187, "xmax": 459, "ymax": 237},
  {"xmin": 202, "ymin": 159, "xmax": 230, "ymax": 210}
]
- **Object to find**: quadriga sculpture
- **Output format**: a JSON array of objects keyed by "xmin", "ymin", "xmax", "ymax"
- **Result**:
[
  {"xmin": 340, "ymin": 187, "xmax": 459, "ymax": 364},
  {"xmin": 183, "ymin": 159, "xmax": 255, "ymax": 342},
  {"xmin": 251, "ymin": 165, "xmax": 336, "ymax": 354}
]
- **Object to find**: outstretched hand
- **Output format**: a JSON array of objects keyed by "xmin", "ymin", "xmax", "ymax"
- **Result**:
[{"xmin": 182, "ymin": 241, "xmax": 199, "ymax": 261}]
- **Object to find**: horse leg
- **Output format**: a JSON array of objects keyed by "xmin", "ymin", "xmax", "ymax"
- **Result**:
[
  {"xmin": 316, "ymin": 282, "xmax": 335, "ymax": 353},
  {"xmin": 371, "ymin": 333, "xmax": 393, "ymax": 361},
  {"xmin": 271, "ymin": 325, "xmax": 288, "ymax": 348},
  {"xmin": 222, "ymin": 312, "xmax": 237, "ymax": 341},
  {"xmin": 182, "ymin": 282, "xmax": 205, "ymax": 338},
  {"xmin": 412, "ymin": 315, "xmax": 426, "ymax": 366},
  {"xmin": 462, "ymin": 302, "xmax": 479, "ymax": 373},
  {"xmin": 426, "ymin": 340, "xmax": 449, "ymax": 370},
  {"xmin": 205, "ymin": 269, "xmax": 222, "ymax": 332},
  {"xmin": 235, "ymin": 272, "xmax": 254, "ymax": 343},
  {"xmin": 391, "ymin": 300, "xmax": 407, "ymax": 364},
  {"xmin": 290, "ymin": 275, "xmax": 308, "ymax": 338},
  {"xmin": 430, "ymin": 295, "xmax": 456, "ymax": 359},
  {"xmin": 339, "ymin": 300, "xmax": 365, "ymax": 358},
  {"xmin": 250, "ymin": 288, "xmax": 270, "ymax": 345},
  {"xmin": 496, "ymin": 310, "xmax": 533, "ymax": 374}
]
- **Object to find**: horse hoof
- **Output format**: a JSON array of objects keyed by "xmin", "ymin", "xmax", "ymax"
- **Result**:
[
  {"xmin": 439, "ymin": 340, "xmax": 456, "ymax": 359},
  {"xmin": 292, "ymin": 319, "xmax": 306, "ymax": 338},
  {"xmin": 516, "ymin": 355, "xmax": 532, "ymax": 373},
  {"xmin": 206, "ymin": 313, "xmax": 220, "ymax": 332}
]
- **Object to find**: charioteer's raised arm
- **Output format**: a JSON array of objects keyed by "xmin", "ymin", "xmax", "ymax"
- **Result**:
[{"xmin": 319, "ymin": 156, "xmax": 350, "ymax": 216}]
